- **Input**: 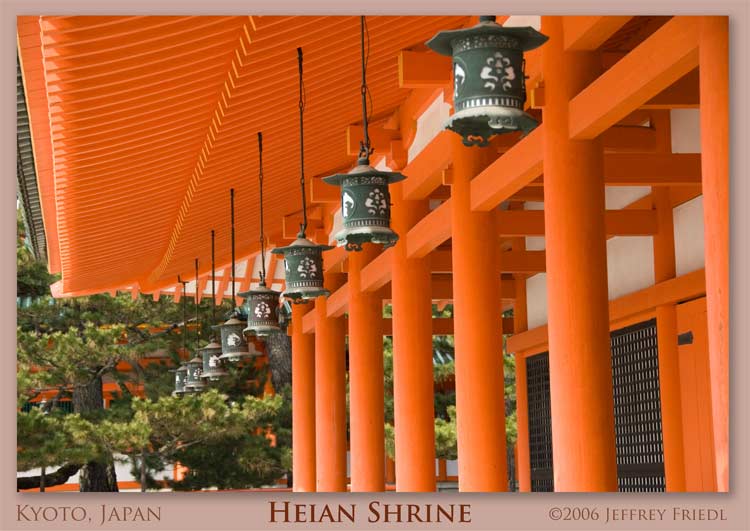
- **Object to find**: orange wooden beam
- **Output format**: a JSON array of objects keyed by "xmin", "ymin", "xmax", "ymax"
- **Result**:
[
  {"xmin": 405, "ymin": 199, "xmax": 452, "ymax": 259},
  {"xmin": 398, "ymin": 50, "xmax": 452, "ymax": 89},
  {"xmin": 402, "ymin": 131, "xmax": 453, "ymax": 200},
  {"xmin": 360, "ymin": 247, "xmax": 393, "ymax": 293},
  {"xmin": 470, "ymin": 125, "xmax": 544, "ymax": 212},
  {"xmin": 346, "ymin": 124, "xmax": 400, "ymax": 157},
  {"xmin": 569, "ymin": 16, "xmax": 700, "ymax": 140},
  {"xmin": 563, "ymin": 16, "xmax": 633, "ymax": 51},
  {"xmin": 310, "ymin": 176, "xmax": 340, "ymax": 203},
  {"xmin": 501, "ymin": 250, "xmax": 546, "ymax": 274},
  {"xmin": 641, "ymin": 68, "xmax": 699, "ymax": 109},
  {"xmin": 496, "ymin": 210, "xmax": 658, "ymax": 237},
  {"xmin": 603, "ymin": 153, "xmax": 701, "ymax": 185},
  {"xmin": 507, "ymin": 268, "xmax": 707, "ymax": 354}
]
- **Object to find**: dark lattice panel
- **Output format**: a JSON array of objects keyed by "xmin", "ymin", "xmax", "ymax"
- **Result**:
[
  {"xmin": 526, "ymin": 352, "xmax": 554, "ymax": 492},
  {"xmin": 610, "ymin": 319, "xmax": 666, "ymax": 492}
]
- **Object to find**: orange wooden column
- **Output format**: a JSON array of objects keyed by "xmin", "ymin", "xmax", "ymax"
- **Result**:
[
  {"xmin": 391, "ymin": 181, "xmax": 436, "ymax": 492},
  {"xmin": 291, "ymin": 302, "xmax": 316, "ymax": 491},
  {"xmin": 451, "ymin": 135, "xmax": 507, "ymax": 492},
  {"xmin": 541, "ymin": 16, "xmax": 618, "ymax": 492},
  {"xmin": 513, "ymin": 276, "xmax": 531, "ymax": 492},
  {"xmin": 314, "ymin": 272, "xmax": 348, "ymax": 492},
  {"xmin": 699, "ymin": 16, "xmax": 729, "ymax": 493},
  {"xmin": 652, "ymin": 112, "xmax": 687, "ymax": 491},
  {"xmin": 348, "ymin": 243, "xmax": 385, "ymax": 491}
]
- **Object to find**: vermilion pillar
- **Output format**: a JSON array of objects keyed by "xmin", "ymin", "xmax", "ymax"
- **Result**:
[
  {"xmin": 699, "ymin": 16, "xmax": 729, "ymax": 493},
  {"xmin": 513, "ymin": 276, "xmax": 531, "ymax": 492},
  {"xmin": 291, "ymin": 303, "xmax": 316, "ymax": 491},
  {"xmin": 451, "ymin": 135, "xmax": 507, "ymax": 492},
  {"xmin": 391, "ymin": 181, "xmax": 436, "ymax": 492},
  {"xmin": 348, "ymin": 244, "xmax": 385, "ymax": 491},
  {"xmin": 541, "ymin": 16, "xmax": 618, "ymax": 492},
  {"xmin": 314, "ymin": 272, "xmax": 348, "ymax": 492}
]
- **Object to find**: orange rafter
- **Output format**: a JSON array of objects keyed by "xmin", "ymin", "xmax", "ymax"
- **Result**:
[{"xmin": 20, "ymin": 15, "xmax": 471, "ymax": 297}]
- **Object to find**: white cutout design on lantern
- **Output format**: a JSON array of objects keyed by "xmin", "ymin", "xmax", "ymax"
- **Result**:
[
  {"xmin": 298, "ymin": 257, "xmax": 317, "ymax": 278},
  {"xmin": 480, "ymin": 52, "xmax": 515, "ymax": 92},
  {"xmin": 227, "ymin": 332, "xmax": 242, "ymax": 347},
  {"xmin": 255, "ymin": 301, "xmax": 271, "ymax": 319},
  {"xmin": 454, "ymin": 63, "xmax": 466, "ymax": 99},
  {"xmin": 365, "ymin": 188, "xmax": 387, "ymax": 215},
  {"xmin": 209, "ymin": 355, "xmax": 219, "ymax": 368},
  {"xmin": 342, "ymin": 192, "xmax": 355, "ymax": 218}
]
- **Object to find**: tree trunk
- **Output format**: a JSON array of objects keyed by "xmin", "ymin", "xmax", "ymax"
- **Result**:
[
  {"xmin": 265, "ymin": 333, "xmax": 292, "ymax": 390},
  {"xmin": 74, "ymin": 374, "xmax": 119, "ymax": 492},
  {"xmin": 140, "ymin": 448, "xmax": 147, "ymax": 492},
  {"xmin": 39, "ymin": 467, "xmax": 46, "ymax": 492}
]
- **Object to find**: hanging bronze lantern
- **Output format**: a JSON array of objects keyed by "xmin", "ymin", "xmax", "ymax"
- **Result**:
[
  {"xmin": 274, "ymin": 47, "xmax": 331, "ymax": 302},
  {"xmin": 426, "ymin": 16, "xmax": 548, "ymax": 146},
  {"xmin": 217, "ymin": 313, "xmax": 252, "ymax": 362},
  {"xmin": 184, "ymin": 354, "xmax": 205, "ymax": 392},
  {"xmin": 172, "ymin": 363, "xmax": 187, "ymax": 396},
  {"xmin": 272, "ymin": 235, "xmax": 332, "ymax": 302},
  {"xmin": 242, "ymin": 132, "xmax": 282, "ymax": 337},
  {"xmin": 322, "ymin": 17, "xmax": 405, "ymax": 251},
  {"xmin": 200, "ymin": 339, "xmax": 227, "ymax": 381}
]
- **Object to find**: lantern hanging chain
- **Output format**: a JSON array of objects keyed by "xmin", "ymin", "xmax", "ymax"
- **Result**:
[
  {"xmin": 194, "ymin": 258, "xmax": 199, "ymax": 341},
  {"xmin": 211, "ymin": 229, "xmax": 216, "ymax": 324},
  {"xmin": 177, "ymin": 275, "xmax": 187, "ymax": 352},
  {"xmin": 230, "ymin": 188, "xmax": 236, "ymax": 307},
  {"xmin": 359, "ymin": 15, "xmax": 374, "ymax": 161},
  {"xmin": 297, "ymin": 47, "xmax": 308, "ymax": 237},
  {"xmin": 257, "ymin": 132, "xmax": 267, "ymax": 286}
]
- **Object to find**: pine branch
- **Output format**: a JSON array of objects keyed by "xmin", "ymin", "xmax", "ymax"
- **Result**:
[{"xmin": 17, "ymin": 463, "xmax": 81, "ymax": 490}]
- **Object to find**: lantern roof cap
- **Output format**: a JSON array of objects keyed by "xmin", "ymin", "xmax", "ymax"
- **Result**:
[
  {"xmin": 199, "ymin": 340, "xmax": 222, "ymax": 351},
  {"xmin": 426, "ymin": 17, "xmax": 548, "ymax": 56},
  {"xmin": 322, "ymin": 158, "xmax": 406, "ymax": 186},
  {"xmin": 222, "ymin": 316, "xmax": 245, "ymax": 326},
  {"xmin": 188, "ymin": 355, "xmax": 202, "ymax": 364},
  {"xmin": 272, "ymin": 236, "xmax": 334, "ymax": 254},
  {"xmin": 238, "ymin": 284, "xmax": 281, "ymax": 298}
]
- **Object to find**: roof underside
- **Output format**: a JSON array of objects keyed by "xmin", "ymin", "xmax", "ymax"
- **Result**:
[{"xmin": 18, "ymin": 15, "xmax": 470, "ymax": 297}]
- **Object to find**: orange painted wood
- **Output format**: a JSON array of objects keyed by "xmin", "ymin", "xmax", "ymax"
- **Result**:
[
  {"xmin": 390, "ymin": 181, "xmax": 436, "ymax": 492},
  {"xmin": 405, "ymin": 199, "xmax": 452, "ymax": 259},
  {"xmin": 501, "ymin": 250, "xmax": 546, "ymax": 273},
  {"xmin": 348, "ymin": 244, "xmax": 385, "ymax": 491},
  {"xmin": 508, "ymin": 269, "xmax": 707, "ymax": 354},
  {"xmin": 314, "ymin": 272, "xmax": 348, "ymax": 492},
  {"xmin": 310, "ymin": 176, "xmax": 340, "ymax": 203},
  {"xmin": 323, "ymin": 245, "xmax": 347, "ymax": 272},
  {"xmin": 569, "ymin": 16, "xmax": 700, "ymax": 140},
  {"xmin": 402, "ymin": 131, "xmax": 453, "ymax": 200},
  {"xmin": 346, "ymin": 124, "xmax": 400, "ymax": 157},
  {"xmin": 542, "ymin": 17, "xmax": 617, "ymax": 492},
  {"xmin": 652, "ymin": 176, "xmax": 688, "ymax": 493},
  {"xmin": 398, "ymin": 50, "xmax": 452, "ymax": 88},
  {"xmin": 642, "ymin": 68, "xmax": 700, "ymax": 109},
  {"xmin": 470, "ymin": 125, "xmax": 544, "ymax": 212},
  {"xmin": 450, "ymin": 133, "xmax": 507, "ymax": 492},
  {"xmin": 601, "ymin": 125, "xmax": 658, "ymax": 153},
  {"xmin": 360, "ymin": 247, "xmax": 393, "ymax": 292},
  {"xmin": 513, "ymin": 272, "xmax": 531, "ymax": 492},
  {"xmin": 291, "ymin": 302, "xmax": 316, "ymax": 491},
  {"xmin": 325, "ymin": 284, "xmax": 349, "ymax": 318},
  {"xmin": 676, "ymin": 297, "xmax": 718, "ymax": 491},
  {"xmin": 496, "ymin": 209, "xmax": 657, "ymax": 237},
  {"xmin": 603, "ymin": 153, "xmax": 701, "ymax": 185},
  {"xmin": 563, "ymin": 16, "xmax": 633, "ymax": 51},
  {"xmin": 699, "ymin": 16, "xmax": 729, "ymax": 493}
]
